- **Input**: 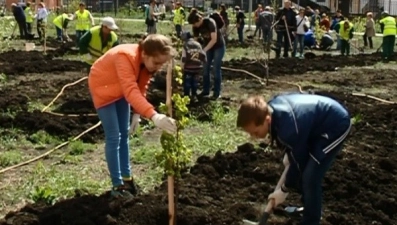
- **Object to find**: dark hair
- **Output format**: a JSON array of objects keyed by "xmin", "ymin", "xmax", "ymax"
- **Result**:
[
  {"xmin": 187, "ymin": 8, "xmax": 202, "ymax": 24},
  {"xmin": 220, "ymin": 4, "xmax": 226, "ymax": 11}
]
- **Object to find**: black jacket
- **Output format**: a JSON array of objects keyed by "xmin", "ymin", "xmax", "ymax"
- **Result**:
[{"xmin": 275, "ymin": 7, "xmax": 297, "ymax": 32}]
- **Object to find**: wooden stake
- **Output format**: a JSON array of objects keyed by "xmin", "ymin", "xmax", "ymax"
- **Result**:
[{"xmin": 165, "ymin": 60, "xmax": 175, "ymax": 225}]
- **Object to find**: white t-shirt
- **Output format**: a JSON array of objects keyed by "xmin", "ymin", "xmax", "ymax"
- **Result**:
[{"xmin": 295, "ymin": 15, "xmax": 309, "ymax": 35}]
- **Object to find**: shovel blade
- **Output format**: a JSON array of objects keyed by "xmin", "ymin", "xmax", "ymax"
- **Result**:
[{"xmin": 242, "ymin": 219, "xmax": 258, "ymax": 225}]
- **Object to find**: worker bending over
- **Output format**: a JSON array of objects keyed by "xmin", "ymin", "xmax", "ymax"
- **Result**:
[
  {"xmin": 379, "ymin": 11, "xmax": 396, "ymax": 61},
  {"xmin": 53, "ymin": 12, "xmax": 73, "ymax": 42},
  {"xmin": 73, "ymin": 2, "xmax": 95, "ymax": 46},
  {"xmin": 237, "ymin": 92, "xmax": 351, "ymax": 225},
  {"xmin": 334, "ymin": 20, "xmax": 354, "ymax": 56},
  {"xmin": 79, "ymin": 17, "xmax": 119, "ymax": 67}
]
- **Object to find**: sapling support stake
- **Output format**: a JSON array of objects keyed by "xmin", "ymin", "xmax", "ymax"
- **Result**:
[
  {"xmin": 165, "ymin": 59, "xmax": 175, "ymax": 225},
  {"xmin": 157, "ymin": 61, "xmax": 192, "ymax": 225}
]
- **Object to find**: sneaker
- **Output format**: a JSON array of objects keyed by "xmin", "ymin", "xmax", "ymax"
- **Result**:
[
  {"xmin": 190, "ymin": 95, "xmax": 198, "ymax": 103},
  {"xmin": 111, "ymin": 185, "xmax": 133, "ymax": 198},
  {"xmin": 123, "ymin": 179, "xmax": 140, "ymax": 196},
  {"xmin": 284, "ymin": 206, "xmax": 304, "ymax": 219},
  {"xmin": 198, "ymin": 92, "xmax": 210, "ymax": 98},
  {"xmin": 211, "ymin": 94, "xmax": 221, "ymax": 100}
]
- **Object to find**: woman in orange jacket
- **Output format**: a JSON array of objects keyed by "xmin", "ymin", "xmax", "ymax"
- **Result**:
[{"xmin": 89, "ymin": 34, "xmax": 177, "ymax": 198}]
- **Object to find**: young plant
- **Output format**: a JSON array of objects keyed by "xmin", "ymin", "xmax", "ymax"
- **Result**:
[{"xmin": 155, "ymin": 65, "xmax": 192, "ymax": 178}]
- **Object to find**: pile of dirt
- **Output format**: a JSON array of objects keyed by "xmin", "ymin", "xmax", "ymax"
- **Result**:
[
  {"xmin": 1, "ymin": 91, "xmax": 396, "ymax": 225},
  {"xmin": 0, "ymin": 50, "xmax": 87, "ymax": 75},
  {"xmin": 223, "ymin": 53, "xmax": 381, "ymax": 77}
]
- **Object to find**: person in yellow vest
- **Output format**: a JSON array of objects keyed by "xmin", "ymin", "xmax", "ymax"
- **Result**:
[
  {"xmin": 173, "ymin": 2, "xmax": 185, "ymax": 37},
  {"xmin": 334, "ymin": 20, "xmax": 354, "ymax": 56},
  {"xmin": 78, "ymin": 17, "xmax": 119, "ymax": 67},
  {"xmin": 53, "ymin": 12, "xmax": 73, "ymax": 42},
  {"xmin": 379, "ymin": 11, "xmax": 396, "ymax": 61},
  {"xmin": 73, "ymin": 2, "xmax": 95, "ymax": 46},
  {"xmin": 24, "ymin": 2, "xmax": 34, "ymax": 34}
]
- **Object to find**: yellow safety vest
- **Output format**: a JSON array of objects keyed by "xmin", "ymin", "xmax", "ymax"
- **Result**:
[
  {"xmin": 86, "ymin": 26, "xmax": 118, "ymax": 65},
  {"xmin": 24, "ymin": 7, "xmax": 33, "ymax": 23},
  {"xmin": 380, "ymin": 16, "xmax": 396, "ymax": 36},
  {"xmin": 339, "ymin": 21, "xmax": 353, "ymax": 40},
  {"xmin": 173, "ymin": 7, "xmax": 185, "ymax": 25},
  {"xmin": 53, "ymin": 13, "xmax": 68, "ymax": 29},
  {"xmin": 75, "ymin": 10, "xmax": 90, "ymax": 31}
]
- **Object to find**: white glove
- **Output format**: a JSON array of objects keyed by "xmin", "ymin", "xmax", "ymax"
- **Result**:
[
  {"xmin": 130, "ymin": 114, "xmax": 141, "ymax": 134},
  {"xmin": 268, "ymin": 188, "xmax": 289, "ymax": 206},
  {"xmin": 151, "ymin": 113, "xmax": 177, "ymax": 133}
]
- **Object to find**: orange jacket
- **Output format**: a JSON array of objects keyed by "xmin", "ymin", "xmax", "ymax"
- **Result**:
[{"xmin": 88, "ymin": 44, "xmax": 156, "ymax": 119}]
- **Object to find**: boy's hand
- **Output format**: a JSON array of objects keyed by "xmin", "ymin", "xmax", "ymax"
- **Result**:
[{"xmin": 268, "ymin": 188, "xmax": 288, "ymax": 206}]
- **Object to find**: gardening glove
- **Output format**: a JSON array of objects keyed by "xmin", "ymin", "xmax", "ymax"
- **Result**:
[
  {"xmin": 130, "ymin": 113, "xmax": 141, "ymax": 134},
  {"xmin": 151, "ymin": 113, "xmax": 177, "ymax": 133},
  {"xmin": 268, "ymin": 188, "xmax": 289, "ymax": 206}
]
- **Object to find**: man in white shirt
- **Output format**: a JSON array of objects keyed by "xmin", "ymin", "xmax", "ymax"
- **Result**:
[{"xmin": 35, "ymin": 3, "xmax": 48, "ymax": 41}]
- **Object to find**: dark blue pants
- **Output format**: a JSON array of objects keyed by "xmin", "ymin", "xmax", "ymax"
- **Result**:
[
  {"xmin": 175, "ymin": 24, "xmax": 182, "ymax": 37},
  {"xmin": 56, "ymin": 26, "xmax": 63, "ymax": 40},
  {"xmin": 237, "ymin": 25, "xmax": 244, "ymax": 43},
  {"xmin": 299, "ymin": 123, "xmax": 351, "ymax": 225},
  {"xmin": 276, "ymin": 30, "xmax": 294, "ymax": 57},
  {"xmin": 76, "ymin": 30, "xmax": 88, "ymax": 46},
  {"xmin": 183, "ymin": 72, "xmax": 198, "ymax": 96}
]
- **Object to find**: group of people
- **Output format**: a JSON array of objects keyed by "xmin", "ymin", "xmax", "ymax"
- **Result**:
[
  {"xmin": 250, "ymin": 0, "xmax": 395, "ymax": 60},
  {"xmin": 11, "ymin": 2, "xmax": 48, "ymax": 41}
]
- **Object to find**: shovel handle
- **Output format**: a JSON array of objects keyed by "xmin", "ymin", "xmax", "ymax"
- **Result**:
[{"xmin": 264, "ymin": 199, "xmax": 275, "ymax": 213}]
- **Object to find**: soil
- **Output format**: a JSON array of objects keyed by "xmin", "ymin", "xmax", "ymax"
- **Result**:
[
  {"xmin": 0, "ymin": 48, "xmax": 396, "ymax": 225},
  {"xmin": 0, "ymin": 50, "xmax": 86, "ymax": 75},
  {"xmin": 223, "ymin": 53, "xmax": 382, "ymax": 76},
  {"xmin": 1, "ymin": 90, "xmax": 396, "ymax": 225}
]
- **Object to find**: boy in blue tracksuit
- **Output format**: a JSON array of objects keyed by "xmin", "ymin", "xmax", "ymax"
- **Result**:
[
  {"xmin": 237, "ymin": 92, "xmax": 351, "ymax": 225},
  {"xmin": 180, "ymin": 32, "xmax": 206, "ymax": 102}
]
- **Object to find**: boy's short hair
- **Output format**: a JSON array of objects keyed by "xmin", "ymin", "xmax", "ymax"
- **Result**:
[{"xmin": 237, "ymin": 96, "xmax": 269, "ymax": 128}]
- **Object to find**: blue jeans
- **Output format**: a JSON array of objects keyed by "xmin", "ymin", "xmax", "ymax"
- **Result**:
[
  {"xmin": 76, "ymin": 30, "xmax": 88, "ymax": 46},
  {"xmin": 97, "ymin": 98, "xmax": 131, "ymax": 187},
  {"xmin": 293, "ymin": 34, "xmax": 305, "ymax": 56},
  {"xmin": 56, "ymin": 27, "xmax": 63, "ymax": 40},
  {"xmin": 237, "ymin": 25, "xmax": 244, "ymax": 43},
  {"xmin": 183, "ymin": 72, "xmax": 198, "ymax": 96},
  {"xmin": 203, "ymin": 45, "xmax": 226, "ymax": 97}
]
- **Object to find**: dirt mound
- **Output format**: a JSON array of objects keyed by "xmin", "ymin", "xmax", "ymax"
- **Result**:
[
  {"xmin": 1, "ymin": 91, "xmax": 396, "ymax": 225},
  {"xmin": 0, "ymin": 50, "xmax": 86, "ymax": 75},
  {"xmin": 223, "ymin": 53, "xmax": 381, "ymax": 77},
  {"xmin": 0, "ymin": 110, "xmax": 102, "ymax": 143}
]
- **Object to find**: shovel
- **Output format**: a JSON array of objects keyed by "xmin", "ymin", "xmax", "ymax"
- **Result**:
[{"xmin": 242, "ymin": 199, "xmax": 275, "ymax": 225}]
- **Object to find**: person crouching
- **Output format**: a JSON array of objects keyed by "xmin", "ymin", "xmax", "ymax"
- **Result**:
[{"xmin": 180, "ymin": 32, "xmax": 206, "ymax": 102}]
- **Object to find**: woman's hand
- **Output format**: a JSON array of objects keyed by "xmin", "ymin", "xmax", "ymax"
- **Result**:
[{"xmin": 151, "ymin": 113, "xmax": 177, "ymax": 133}]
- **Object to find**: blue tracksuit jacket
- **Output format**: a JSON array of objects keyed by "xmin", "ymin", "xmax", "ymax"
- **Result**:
[{"xmin": 268, "ymin": 93, "xmax": 351, "ymax": 189}]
